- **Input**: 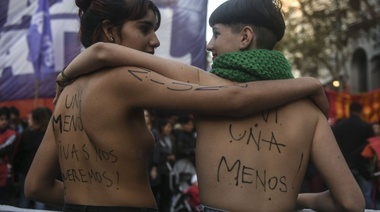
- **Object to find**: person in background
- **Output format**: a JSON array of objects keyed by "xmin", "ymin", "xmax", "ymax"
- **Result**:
[
  {"xmin": 151, "ymin": 117, "xmax": 177, "ymax": 211},
  {"xmin": 53, "ymin": 0, "xmax": 365, "ymax": 211},
  {"xmin": 144, "ymin": 110, "xmax": 153, "ymax": 131},
  {"xmin": 0, "ymin": 107, "xmax": 18, "ymax": 205},
  {"xmin": 372, "ymin": 120, "xmax": 380, "ymax": 136},
  {"xmin": 144, "ymin": 109, "xmax": 161, "ymax": 205},
  {"xmin": 361, "ymin": 118, "xmax": 380, "ymax": 209},
  {"xmin": 8, "ymin": 106, "xmax": 25, "ymax": 135},
  {"xmin": 185, "ymin": 174, "xmax": 200, "ymax": 212},
  {"xmin": 13, "ymin": 107, "xmax": 52, "ymax": 209},
  {"xmin": 174, "ymin": 115, "xmax": 197, "ymax": 167},
  {"xmin": 23, "ymin": 1, "xmax": 330, "ymax": 211},
  {"xmin": 333, "ymin": 102, "xmax": 375, "ymax": 209}
]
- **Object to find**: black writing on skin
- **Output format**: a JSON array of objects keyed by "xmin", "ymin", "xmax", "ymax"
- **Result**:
[
  {"xmin": 65, "ymin": 93, "xmax": 81, "ymax": 110},
  {"xmin": 128, "ymin": 69, "xmax": 249, "ymax": 91},
  {"xmin": 52, "ymin": 114, "xmax": 84, "ymax": 133},
  {"xmin": 229, "ymin": 124, "xmax": 286, "ymax": 153},
  {"xmin": 217, "ymin": 156, "xmax": 287, "ymax": 192},
  {"xmin": 52, "ymin": 93, "xmax": 83, "ymax": 133},
  {"xmin": 291, "ymin": 153, "xmax": 304, "ymax": 189},
  {"xmin": 217, "ymin": 109, "xmax": 292, "ymax": 192},
  {"xmin": 228, "ymin": 109, "xmax": 285, "ymax": 153},
  {"xmin": 61, "ymin": 168, "xmax": 119, "ymax": 189},
  {"xmin": 58, "ymin": 142, "xmax": 118, "ymax": 163},
  {"xmin": 262, "ymin": 109, "xmax": 278, "ymax": 123}
]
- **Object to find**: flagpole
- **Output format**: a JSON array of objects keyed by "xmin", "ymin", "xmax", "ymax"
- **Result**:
[
  {"xmin": 28, "ymin": 0, "xmax": 54, "ymax": 109},
  {"xmin": 34, "ymin": 78, "xmax": 40, "ymax": 108}
]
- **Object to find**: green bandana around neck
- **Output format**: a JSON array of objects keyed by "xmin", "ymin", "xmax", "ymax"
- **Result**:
[{"xmin": 210, "ymin": 49, "xmax": 294, "ymax": 82}]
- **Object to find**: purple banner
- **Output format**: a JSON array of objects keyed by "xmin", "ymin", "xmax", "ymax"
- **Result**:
[
  {"xmin": 0, "ymin": 0, "xmax": 208, "ymax": 101},
  {"xmin": 153, "ymin": 0, "xmax": 208, "ymax": 69},
  {"xmin": 27, "ymin": 0, "xmax": 55, "ymax": 80}
]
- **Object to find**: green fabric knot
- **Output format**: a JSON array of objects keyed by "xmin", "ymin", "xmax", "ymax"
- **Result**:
[{"xmin": 210, "ymin": 49, "xmax": 294, "ymax": 82}]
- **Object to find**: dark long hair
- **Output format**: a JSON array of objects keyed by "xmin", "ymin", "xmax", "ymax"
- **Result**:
[{"xmin": 75, "ymin": 0, "xmax": 161, "ymax": 48}]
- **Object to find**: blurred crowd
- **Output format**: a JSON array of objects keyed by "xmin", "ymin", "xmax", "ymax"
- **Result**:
[
  {"xmin": 0, "ymin": 105, "xmax": 55, "ymax": 210},
  {"xmin": 0, "ymin": 105, "xmax": 379, "ymax": 211},
  {"xmin": 301, "ymin": 102, "xmax": 380, "ymax": 210},
  {"xmin": 0, "ymin": 107, "xmax": 200, "ymax": 211}
]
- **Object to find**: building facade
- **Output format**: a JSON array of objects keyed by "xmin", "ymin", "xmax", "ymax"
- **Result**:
[{"xmin": 349, "ymin": 24, "xmax": 380, "ymax": 93}]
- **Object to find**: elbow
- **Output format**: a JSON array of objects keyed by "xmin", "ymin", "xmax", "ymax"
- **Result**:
[
  {"xmin": 228, "ymin": 90, "xmax": 251, "ymax": 117},
  {"xmin": 349, "ymin": 197, "xmax": 365, "ymax": 212},
  {"xmin": 337, "ymin": 203, "xmax": 365, "ymax": 212},
  {"xmin": 337, "ymin": 194, "xmax": 365, "ymax": 212},
  {"xmin": 92, "ymin": 42, "xmax": 111, "ymax": 66},
  {"xmin": 24, "ymin": 187, "xmax": 38, "ymax": 201},
  {"xmin": 24, "ymin": 174, "xmax": 41, "ymax": 201}
]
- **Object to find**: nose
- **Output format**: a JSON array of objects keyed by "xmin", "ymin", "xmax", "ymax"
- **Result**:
[
  {"xmin": 206, "ymin": 39, "xmax": 213, "ymax": 52},
  {"xmin": 151, "ymin": 33, "xmax": 160, "ymax": 49}
]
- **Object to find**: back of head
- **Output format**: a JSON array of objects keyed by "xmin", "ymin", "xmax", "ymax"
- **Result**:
[
  {"xmin": 0, "ymin": 107, "xmax": 10, "ymax": 120},
  {"xmin": 349, "ymin": 102, "xmax": 362, "ymax": 115},
  {"xmin": 0, "ymin": 107, "xmax": 10, "ymax": 130},
  {"xmin": 9, "ymin": 106, "xmax": 20, "ymax": 118},
  {"xmin": 209, "ymin": 0, "xmax": 285, "ymax": 49},
  {"xmin": 178, "ymin": 115, "xmax": 193, "ymax": 125},
  {"xmin": 30, "ymin": 107, "xmax": 52, "ymax": 131},
  {"xmin": 156, "ymin": 117, "xmax": 172, "ymax": 134},
  {"xmin": 75, "ymin": 0, "xmax": 161, "ymax": 48}
]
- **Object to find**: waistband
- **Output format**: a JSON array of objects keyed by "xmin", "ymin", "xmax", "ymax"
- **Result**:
[
  {"xmin": 199, "ymin": 204, "xmax": 227, "ymax": 212},
  {"xmin": 63, "ymin": 203, "xmax": 158, "ymax": 212}
]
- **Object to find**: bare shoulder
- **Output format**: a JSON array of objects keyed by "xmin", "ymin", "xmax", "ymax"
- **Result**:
[
  {"xmin": 95, "ymin": 66, "xmax": 152, "ymax": 83},
  {"xmin": 89, "ymin": 66, "xmax": 154, "ymax": 96},
  {"xmin": 279, "ymin": 98, "xmax": 323, "ymax": 120}
]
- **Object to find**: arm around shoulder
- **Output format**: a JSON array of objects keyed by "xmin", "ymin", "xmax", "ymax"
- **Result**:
[
  {"xmin": 108, "ymin": 67, "xmax": 327, "ymax": 118},
  {"xmin": 231, "ymin": 77, "xmax": 329, "ymax": 117},
  {"xmin": 63, "ymin": 42, "xmax": 203, "ymax": 83}
]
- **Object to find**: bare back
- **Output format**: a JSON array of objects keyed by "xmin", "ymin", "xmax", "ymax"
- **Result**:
[
  {"xmin": 53, "ymin": 70, "xmax": 156, "ymax": 207},
  {"xmin": 195, "ymin": 98, "xmax": 349, "ymax": 211},
  {"xmin": 50, "ymin": 66, "xmax": 281, "ymax": 207}
]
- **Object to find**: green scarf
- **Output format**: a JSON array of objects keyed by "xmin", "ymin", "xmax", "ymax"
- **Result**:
[{"xmin": 210, "ymin": 49, "xmax": 294, "ymax": 82}]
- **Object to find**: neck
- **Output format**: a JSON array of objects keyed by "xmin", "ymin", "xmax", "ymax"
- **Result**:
[{"xmin": 210, "ymin": 49, "xmax": 293, "ymax": 82}]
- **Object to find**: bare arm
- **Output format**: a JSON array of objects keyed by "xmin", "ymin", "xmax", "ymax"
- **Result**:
[
  {"xmin": 60, "ymin": 42, "xmax": 202, "ymax": 83},
  {"xmin": 100, "ymin": 66, "xmax": 325, "ymax": 118},
  {"xmin": 296, "ymin": 114, "xmax": 365, "ymax": 211},
  {"xmin": 24, "ymin": 120, "xmax": 64, "ymax": 206},
  {"xmin": 55, "ymin": 42, "xmax": 329, "ymax": 117}
]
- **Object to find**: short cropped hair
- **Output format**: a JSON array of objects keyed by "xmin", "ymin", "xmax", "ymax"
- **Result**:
[{"xmin": 209, "ymin": 0, "xmax": 285, "ymax": 49}]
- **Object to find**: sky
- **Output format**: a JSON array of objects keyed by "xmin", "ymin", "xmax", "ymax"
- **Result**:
[{"xmin": 206, "ymin": 0, "xmax": 228, "ymax": 41}]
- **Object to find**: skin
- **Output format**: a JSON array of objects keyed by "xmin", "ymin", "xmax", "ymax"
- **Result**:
[
  {"xmin": 52, "ymin": 20, "xmax": 365, "ymax": 211},
  {"xmin": 27, "ymin": 114, "xmax": 39, "ymax": 131},
  {"xmin": 25, "ymin": 8, "xmax": 329, "ymax": 210},
  {"xmin": 191, "ymin": 23, "xmax": 363, "ymax": 211},
  {"xmin": 373, "ymin": 123, "xmax": 380, "ymax": 136},
  {"xmin": 208, "ymin": 24, "xmax": 244, "ymax": 60},
  {"xmin": 0, "ymin": 115, "xmax": 8, "ymax": 130}
]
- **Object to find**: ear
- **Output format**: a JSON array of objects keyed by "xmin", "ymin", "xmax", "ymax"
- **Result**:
[
  {"xmin": 102, "ymin": 20, "xmax": 115, "ymax": 43},
  {"xmin": 239, "ymin": 26, "xmax": 256, "ymax": 50}
]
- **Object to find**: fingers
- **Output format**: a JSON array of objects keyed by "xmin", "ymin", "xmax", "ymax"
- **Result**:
[
  {"xmin": 318, "ymin": 90, "xmax": 330, "ymax": 119},
  {"xmin": 53, "ymin": 83, "xmax": 64, "ymax": 105},
  {"xmin": 310, "ymin": 92, "xmax": 329, "ymax": 119}
]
